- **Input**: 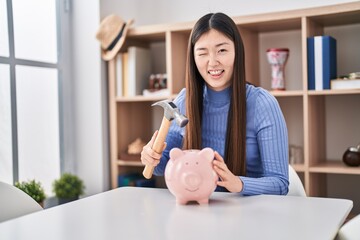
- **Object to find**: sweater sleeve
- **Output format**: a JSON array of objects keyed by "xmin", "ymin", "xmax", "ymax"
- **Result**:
[{"xmin": 240, "ymin": 90, "xmax": 289, "ymax": 195}]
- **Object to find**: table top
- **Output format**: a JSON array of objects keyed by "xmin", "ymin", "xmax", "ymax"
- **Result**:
[{"xmin": 0, "ymin": 187, "xmax": 353, "ymax": 240}]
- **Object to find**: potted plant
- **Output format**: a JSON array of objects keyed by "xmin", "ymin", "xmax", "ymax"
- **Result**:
[
  {"xmin": 52, "ymin": 173, "xmax": 85, "ymax": 204},
  {"xmin": 15, "ymin": 179, "xmax": 46, "ymax": 207}
]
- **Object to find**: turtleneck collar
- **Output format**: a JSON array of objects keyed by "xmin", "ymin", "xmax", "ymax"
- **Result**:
[{"xmin": 203, "ymin": 85, "xmax": 231, "ymax": 105}]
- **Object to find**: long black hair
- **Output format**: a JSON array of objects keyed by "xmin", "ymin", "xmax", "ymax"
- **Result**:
[{"xmin": 183, "ymin": 12, "xmax": 247, "ymax": 176}]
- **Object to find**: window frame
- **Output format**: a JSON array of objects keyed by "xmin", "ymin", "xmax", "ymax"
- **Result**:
[{"xmin": 0, "ymin": 0, "xmax": 72, "ymax": 185}]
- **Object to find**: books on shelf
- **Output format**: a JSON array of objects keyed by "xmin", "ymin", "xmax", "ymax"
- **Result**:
[
  {"xmin": 115, "ymin": 54, "xmax": 123, "ymax": 97},
  {"xmin": 115, "ymin": 52, "xmax": 128, "ymax": 97},
  {"xmin": 122, "ymin": 52, "xmax": 129, "ymax": 96},
  {"xmin": 127, "ymin": 46, "xmax": 151, "ymax": 96},
  {"xmin": 307, "ymin": 35, "xmax": 337, "ymax": 90},
  {"xmin": 331, "ymin": 78, "xmax": 360, "ymax": 90},
  {"xmin": 115, "ymin": 46, "xmax": 152, "ymax": 97}
]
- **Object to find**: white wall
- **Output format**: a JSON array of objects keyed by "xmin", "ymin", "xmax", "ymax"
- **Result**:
[{"xmin": 72, "ymin": 0, "xmax": 109, "ymax": 196}]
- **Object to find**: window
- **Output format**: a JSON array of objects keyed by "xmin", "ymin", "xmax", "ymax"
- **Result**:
[
  {"xmin": 0, "ymin": 0, "xmax": 69, "ymax": 195},
  {"xmin": 0, "ymin": 63, "xmax": 12, "ymax": 183},
  {"xmin": 0, "ymin": 0, "xmax": 9, "ymax": 57}
]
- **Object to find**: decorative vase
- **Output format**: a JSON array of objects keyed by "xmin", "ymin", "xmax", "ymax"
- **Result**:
[{"xmin": 266, "ymin": 48, "xmax": 289, "ymax": 90}]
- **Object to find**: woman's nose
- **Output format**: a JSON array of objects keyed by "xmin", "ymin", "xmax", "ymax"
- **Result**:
[{"xmin": 208, "ymin": 53, "xmax": 219, "ymax": 66}]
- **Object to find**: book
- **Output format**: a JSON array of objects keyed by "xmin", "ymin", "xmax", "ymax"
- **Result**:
[
  {"xmin": 307, "ymin": 37, "xmax": 315, "ymax": 90},
  {"xmin": 127, "ymin": 46, "xmax": 152, "ymax": 96},
  {"xmin": 307, "ymin": 36, "xmax": 337, "ymax": 90},
  {"xmin": 122, "ymin": 52, "xmax": 129, "ymax": 96},
  {"xmin": 331, "ymin": 78, "xmax": 360, "ymax": 90},
  {"xmin": 115, "ymin": 53, "xmax": 123, "ymax": 97}
]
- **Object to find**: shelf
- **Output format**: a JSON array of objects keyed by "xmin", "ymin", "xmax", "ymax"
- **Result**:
[
  {"xmin": 117, "ymin": 160, "xmax": 143, "ymax": 167},
  {"xmin": 115, "ymin": 94, "xmax": 179, "ymax": 102},
  {"xmin": 308, "ymin": 89, "xmax": 360, "ymax": 96},
  {"xmin": 116, "ymin": 95, "xmax": 170, "ymax": 102},
  {"xmin": 127, "ymin": 25, "xmax": 167, "ymax": 41},
  {"xmin": 291, "ymin": 163, "xmax": 306, "ymax": 172},
  {"xmin": 271, "ymin": 90, "xmax": 304, "ymax": 97},
  {"xmin": 310, "ymin": 161, "xmax": 360, "ymax": 175},
  {"xmin": 238, "ymin": 17, "xmax": 301, "ymax": 32},
  {"xmin": 308, "ymin": 8, "xmax": 360, "ymax": 27}
]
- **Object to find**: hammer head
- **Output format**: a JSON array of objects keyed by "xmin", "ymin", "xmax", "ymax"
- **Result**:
[{"xmin": 152, "ymin": 100, "xmax": 188, "ymax": 128}]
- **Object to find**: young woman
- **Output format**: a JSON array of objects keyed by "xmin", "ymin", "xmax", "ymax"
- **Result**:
[{"xmin": 141, "ymin": 12, "xmax": 289, "ymax": 195}]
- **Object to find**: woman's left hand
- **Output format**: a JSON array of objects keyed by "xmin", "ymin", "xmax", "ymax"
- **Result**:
[{"xmin": 213, "ymin": 151, "xmax": 243, "ymax": 193}]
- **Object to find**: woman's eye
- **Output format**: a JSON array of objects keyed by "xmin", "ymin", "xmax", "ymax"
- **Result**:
[{"xmin": 219, "ymin": 49, "xmax": 227, "ymax": 53}]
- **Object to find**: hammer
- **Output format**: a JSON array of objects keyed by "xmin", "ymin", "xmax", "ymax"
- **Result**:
[{"xmin": 142, "ymin": 100, "xmax": 188, "ymax": 179}]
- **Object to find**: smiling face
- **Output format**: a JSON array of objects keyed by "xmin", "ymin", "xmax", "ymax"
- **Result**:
[{"xmin": 194, "ymin": 29, "xmax": 235, "ymax": 91}]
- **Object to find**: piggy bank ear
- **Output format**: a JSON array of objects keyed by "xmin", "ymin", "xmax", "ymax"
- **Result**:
[
  {"xmin": 169, "ymin": 148, "xmax": 184, "ymax": 161},
  {"xmin": 198, "ymin": 148, "xmax": 215, "ymax": 162}
]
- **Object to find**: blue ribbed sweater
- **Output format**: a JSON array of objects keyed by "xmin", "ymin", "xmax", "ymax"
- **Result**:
[{"xmin": 154, "ymin": 84, "xmax": 289, "ymax": 196}]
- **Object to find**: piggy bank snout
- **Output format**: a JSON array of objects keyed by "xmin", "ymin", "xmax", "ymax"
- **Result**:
[{"xmin": 181, "ymin": 172, "xmax": 202, "ymax": 191}]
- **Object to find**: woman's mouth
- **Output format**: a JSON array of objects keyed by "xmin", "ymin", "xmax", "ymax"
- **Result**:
[{"xmin": 208, "ymin": 70, "xmax": 224, "ymax": 77}]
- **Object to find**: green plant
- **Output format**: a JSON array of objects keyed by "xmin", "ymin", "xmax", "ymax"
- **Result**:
[
  {"xmin": 15, "ymin": 179, "xmax": 46, "ymax": 203},
  {"xmin": 52, "ymin": 173, "xmax": 85, "ymax": 199}
]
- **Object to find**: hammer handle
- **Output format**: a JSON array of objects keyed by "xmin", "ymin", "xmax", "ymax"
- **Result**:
[{"xmin": 143, "ymin": 117, "xmax": 172, "ymax": 179}]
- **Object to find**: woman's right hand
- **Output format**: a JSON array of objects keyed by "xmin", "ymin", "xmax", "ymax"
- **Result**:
[{"xmin": 140, "ymin": 130, "xmax": 166, "ymax": 167}]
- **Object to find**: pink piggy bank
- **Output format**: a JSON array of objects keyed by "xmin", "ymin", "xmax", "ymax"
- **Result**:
[{"xmin": 165, "ymin": 147, "xmax": 218, "ymax": 205}]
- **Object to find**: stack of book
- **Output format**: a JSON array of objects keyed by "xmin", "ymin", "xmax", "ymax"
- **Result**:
[
  {"xmin": 116, "ymin": 46, "xmax": 152, "ymax": 97},
  {"xmin": 331, "ymin": 72, "xmax": 360, "ymax": 90},
  {"xmin": 307, "ymin": 35, "xmax": 337, "ymax": 90}
]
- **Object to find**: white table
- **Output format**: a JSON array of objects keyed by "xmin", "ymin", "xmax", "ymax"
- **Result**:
[{"xmin": 0, "ymin": 187, "xmax": 353, "ymax": 240}]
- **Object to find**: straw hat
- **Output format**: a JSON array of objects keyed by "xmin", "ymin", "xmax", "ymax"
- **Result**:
[{"xmin": 96, "ymin": 15, "xmax": 134, "ymax": 61}]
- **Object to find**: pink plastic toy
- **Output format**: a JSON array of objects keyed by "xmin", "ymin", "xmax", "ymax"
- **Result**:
[{"xmin": 165, "ymin": 147, "xmax": 218, "ymax": 205}]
